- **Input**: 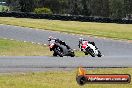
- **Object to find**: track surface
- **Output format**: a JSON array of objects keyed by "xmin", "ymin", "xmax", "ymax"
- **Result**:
[
  {"xmin": 0, "ymin": 56, "xmax": 132, "ymax": 73},
  {"xmin": 0, "ymin": 24, "xmax": 132, "ymax": 72}
]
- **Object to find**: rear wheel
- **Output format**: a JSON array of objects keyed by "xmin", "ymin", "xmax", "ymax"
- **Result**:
[{"xmin": 97, "ymin": 50, "xmax": 102, "ymax": 57}]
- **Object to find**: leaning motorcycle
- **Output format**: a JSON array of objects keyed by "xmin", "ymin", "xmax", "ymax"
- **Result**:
[
  {"xmin": 79, "ymin": 41, "xmax": 102, "ymax": 57},
  {"xmin": 48, "ymin": 39, "xmax": 75, "ymax": 57}
]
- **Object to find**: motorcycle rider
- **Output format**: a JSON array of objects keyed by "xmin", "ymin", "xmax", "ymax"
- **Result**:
[
  {"xmin": 48, "ymin": 36, "xmax": 71, "ymax": 50},
  {"xmin": 78, "ymin": 38, "xmax": 96, "ymax": 51}
]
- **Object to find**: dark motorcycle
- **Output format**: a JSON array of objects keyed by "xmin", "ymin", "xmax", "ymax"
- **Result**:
[{"xmin": 48, "ymin": 39, "xmax": 75, "ymax": 57}]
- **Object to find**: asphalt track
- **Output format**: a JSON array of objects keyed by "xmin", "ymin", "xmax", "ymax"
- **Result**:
[{"xmin": 0, "ymin": 24, "xmax": 132, "ymax": 72}]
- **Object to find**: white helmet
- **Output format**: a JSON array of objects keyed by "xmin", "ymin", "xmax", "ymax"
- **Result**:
[
  {"xmin": 79, "ymin": 38, "xmax": 83, "ymax": 42},
  {"xmin": 48, "ymin": 36, "xmax": 54, "ymax": 41}
]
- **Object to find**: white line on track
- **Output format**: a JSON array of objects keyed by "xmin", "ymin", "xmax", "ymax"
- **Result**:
[
  {"xmin": 3, "ymin": 38, "xmax": 7, "ymax": 40},
  {"xmin": 43, "ymin": 44, "xmax": 47, "ymax": 46},
  {"xmin": 10, "ymin": 39, "xmax": 14, "ymax": 40}
]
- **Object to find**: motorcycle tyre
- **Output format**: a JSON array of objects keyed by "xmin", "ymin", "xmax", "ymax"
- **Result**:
[
  {"xmin": 54, "ymin": 48, "xmax": 64, "ymax": 57},
  {"xmin": 97, "ymin": 50, "xmax": 102, "ymax": 57}
]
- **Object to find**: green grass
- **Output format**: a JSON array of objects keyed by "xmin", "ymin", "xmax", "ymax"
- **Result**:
[
  {"xmin": 0, "ymin": 38, "xmax": 84, "ymax": 56},
  {"xmin": 0, "ymin": 17, "xmax": 132, "ymax": 40},
  {"xmin": 0, "ymin": 38, "xmax": 52, "ymax": 56},
  {"xmin": 0, "ymin": 68, "xmax": 132, "ymax": 88}
]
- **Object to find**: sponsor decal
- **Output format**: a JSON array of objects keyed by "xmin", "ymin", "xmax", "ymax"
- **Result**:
[{"xmin": 76, "ymin": 67, "xmax": 131, "ymax": 85}]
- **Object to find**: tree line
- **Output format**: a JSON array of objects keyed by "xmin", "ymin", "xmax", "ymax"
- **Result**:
[{"xmin": 5, "ymin": 0, "xmax": 132, "ymax": 19}]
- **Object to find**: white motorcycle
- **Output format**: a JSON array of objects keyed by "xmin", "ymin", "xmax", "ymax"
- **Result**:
[{"xmin": 79, "ymin": 40, "xmax": 102, "ymax": 57}]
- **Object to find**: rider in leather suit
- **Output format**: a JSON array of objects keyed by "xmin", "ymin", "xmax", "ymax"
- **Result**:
[{"xmin": 48, "ymin": 36, "xmax": 71, "ymax": 50}]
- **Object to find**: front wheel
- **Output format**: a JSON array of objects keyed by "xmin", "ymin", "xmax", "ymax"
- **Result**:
[
  {"xmin": 90, "ymin": 54, "xmax": 95, "ymax": 57},
  {"xmin": 84, "ymin": 52, "xmax": 88, "ymax": 55},
  {"xmin": 54, "ymin": 48, "xmax": 64, "ymax": 57},
  {"xmin": 70, "ymin": 52, "xmax": 75, "ymax": 57},
  {"xmin": 76, "ymin": 76, "xmax": 87, "ymax": 86},
  {"xmin": 86, "ymin": 47, "xmax": 95, "ymax": 57},
  {"xmin": 53, "ymin": 52, "xmax": 57, "ymax": 57}
]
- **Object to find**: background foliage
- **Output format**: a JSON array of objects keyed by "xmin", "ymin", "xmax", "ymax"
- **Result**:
[{"xmin": 2, "ymin": 0, "xmax": 132, "ymax": 19}]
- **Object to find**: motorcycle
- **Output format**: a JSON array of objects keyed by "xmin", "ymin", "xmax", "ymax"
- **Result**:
[
  {"xmin": 79, "ymin": 40, "xmax": 102, "ymax": 57},
  {"xmin": 48, "ymin": 39, "xmax": 75, "ymax": 57}
]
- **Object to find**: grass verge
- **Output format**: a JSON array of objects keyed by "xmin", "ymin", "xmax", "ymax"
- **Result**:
[
  {"xmin": 0, "ymin": 38, "xmax": 52, "ymax": 56},
  {"xmin": 0, "ymin": 68, "xmax": 132, "ymax": 88},
  {"xmin": 0, "ymin": 17, "xmax": 132, "ymax": 40},
  {"xmin": 0, "ymin": 38, "xmax": 84, "ymax": 56}
]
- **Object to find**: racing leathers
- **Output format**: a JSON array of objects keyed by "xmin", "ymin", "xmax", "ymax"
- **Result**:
[
  {"xmin": 55, "ymin": 38, "xmax": 71, "ymax": 50},
  {"xmin": 79, "ymin": 40, "xmax": 96, "ymax": 51}
]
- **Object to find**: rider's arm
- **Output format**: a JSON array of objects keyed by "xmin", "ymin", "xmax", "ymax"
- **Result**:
[
  {"xmin": 55, "ymin": 39, "xmax": 64, "ymax": 45},
  {"xmin": 88, "ymin": 41, "xmax": 95, "ymax": 46}
]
